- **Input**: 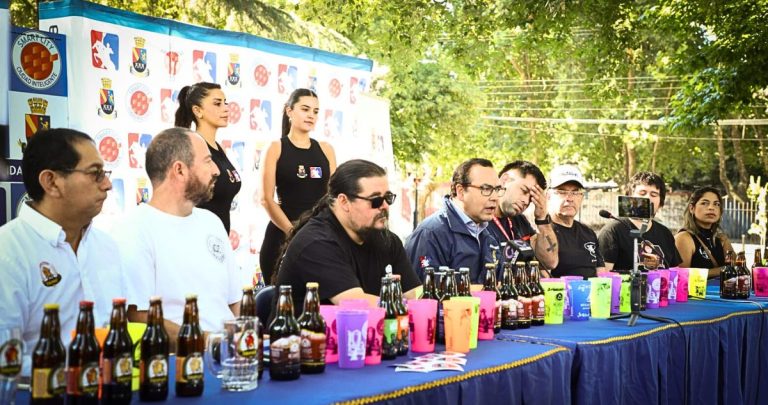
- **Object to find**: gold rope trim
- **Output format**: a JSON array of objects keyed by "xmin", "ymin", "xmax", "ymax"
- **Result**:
[{"xmin": 333, "ymin": 346, "xmax": 569, "ymax": 405}]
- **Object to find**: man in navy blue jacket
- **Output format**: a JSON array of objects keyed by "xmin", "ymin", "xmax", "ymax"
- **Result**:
[{"xmin": 405, "ymin": 158, "xmax": 505, "ymax": 283}]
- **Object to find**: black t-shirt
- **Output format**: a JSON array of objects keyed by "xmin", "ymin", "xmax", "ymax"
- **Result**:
[
  {"xmin": 598, "ymin": 218, "xmax": 682, "ymax": 272},
  {"xmin": 276, "ymin": 209, "xmax": 420, "ymax": 316},
  {"xmin": 679, "ymin": 228, "xmax": 726, "ymax": 268},
  {"xmin": 486, "ymin": 215, "xmax": 536, "ymax": 263},
  {"xmin": 275, "ymin": 137, "xmax": 330, "ymax": 220},
  {"xmin": 197, "ymin": 142, "xmax": 241, "ymax": 233},
  {"xmin": 551, "ymin": 221, "xmax": 604, "ymax": 279}
]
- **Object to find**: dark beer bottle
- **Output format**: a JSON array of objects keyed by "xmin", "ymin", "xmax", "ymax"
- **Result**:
[
  {"xmin": 457, "ymin": 267, "xmax": 472, "ymax": 297},
  {"xmin": 437, "ymin": 268, "xmax": 457, "ymax": 344},
  {"xmin": 482, "ymin": 263, "xmax": 502, "ymax": 333},
  {"xmin": 391, "ymin": 274, "xmax": 410, "ymax": 355},
  {"xmin": 734, "ymin": 251, "xmax": 751, "ymax": 298},
  {"xmin": 297, "ymin": 282, "xmax": 326, "ymax": 374},
  {"xmin": 528, "ymin": 261, "xmax": 546, "ymax": 326},
  {"xmin": 720, "ymin": 251, "xmax": 739, "ymax": 299},
  {"xmin": 31, "ymin": 304, "xmax": 66, "ymax": 405},
  {"xmin": 420, "ymin": 267, "xmax": 438, "ymax": 300},
  {"xmin": 515, "ymin": 262, "xmax": 532, "ymax": 329},
  {"xmin": 269, "ymin": 285, "xmax": 301, "ymax": 380},
  {"xmin": 102, "ymin": 298, "xmax": 133, "ymax": 404},
  {"xmin": 380, "ymin": 276, "xmax": 399, "ymax": 360},
  {"xmin": 240, "ymin": 285, "xmax": 265, "ymax": 379},
  {"xmin": 176, "ymin": 295, "xmax": 204, "ymax": 397},
  {"xmin": 66, "ymin": 301, "xmax": 100, "ymax": 405},
  {"xmin": 499, "ymin": 262, "xmax": 519, "ymax": 330},
  {"xmin": 139, "ymin": 296, "xmax": 170, "ymax": 401}
]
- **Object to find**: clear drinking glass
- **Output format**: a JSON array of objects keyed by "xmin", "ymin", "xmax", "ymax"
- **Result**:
[{"xmin": 0, "ymin": 327, "xmax": 24, "ymax": 405}]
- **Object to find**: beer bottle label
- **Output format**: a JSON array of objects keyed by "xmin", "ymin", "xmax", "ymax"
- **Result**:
[
  {"xmin": 397, "ymin": 315, "xmax": 409, "ymax": 342},
  {"xmin": 103, "ymin": 354, "xmax": 133, "ymax": 385},
  {"xmin": 141, "ymin": 355, "xmax": 168, "ymax": 384},
  {"xmin": 79, "ymin": 362, "xmax": 100, "ymax": 395},
  {"xmin": 0, "ymin": 339, "xmax": 22, "ymax": 376},
  {"xmin": 502, "ymin": 299, "xmax": 519, "ymax": 322},
  {"xmin": 519, "ymin": 297, "xmax": 532, "ymax": 319},
  {"xmin": 495, "ymin": 300, "xmax": 502, "ymax": 328},
  {"xmin": 383, "ymin": 319, "xmax": 398, "ymax": 345},
  {"xmin": 300, "ymin": 329, "xmax": 326, "ymax": 366},
  {"xmin": 176, "ymin": 353, "xmax": 204, "ymax": 383},
  {"xmin": 236, "ymin": 328, "xmax": 259, "ymax": 357},
  {"xmin": 533, "ymin": 295, "xmax": 545, "ymax": 319},
  {"xmin": 270, "ymin": 335, "xmax": 301, "ymax": 365},
  {"xmin": 31, "ymin": 366, "xmax": 66, "ymax": 399}
]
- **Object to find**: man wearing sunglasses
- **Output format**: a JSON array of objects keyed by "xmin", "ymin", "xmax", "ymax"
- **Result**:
[
  {"xmin": 405, "ymin": 158, "xmax": 504, "ymax": 283},
  {"xmin": 275, "ymin": 159, "xmax": 420, "ymax": 312},
  {"xmin": 0, "ymin": 128, "xmax": 123, "ymax": 376}
]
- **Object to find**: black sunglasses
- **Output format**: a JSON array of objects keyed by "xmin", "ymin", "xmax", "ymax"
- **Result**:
[{"xmin": 351, "ymin": 191, "xmax": 397, "ymax": 209}]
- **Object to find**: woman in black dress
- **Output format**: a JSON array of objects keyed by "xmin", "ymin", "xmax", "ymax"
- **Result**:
[{"xmin": 675, "ymin": 187, "xmax": 734, "ymax": 278}]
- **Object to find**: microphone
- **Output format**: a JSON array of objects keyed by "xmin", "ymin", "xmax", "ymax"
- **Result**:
[{"xmin": 599, "ymin": 209, "xmax": 617, "ymax": 220}]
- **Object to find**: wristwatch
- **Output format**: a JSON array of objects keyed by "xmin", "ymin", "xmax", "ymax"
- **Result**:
[{"xmin": 534, "ymin": 214, "xmax": 551, "ymax": 225}]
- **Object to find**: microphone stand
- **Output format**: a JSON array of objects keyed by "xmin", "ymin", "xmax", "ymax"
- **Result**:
[{"xmin": 608, "ymin": 219, "xmax": 671, "ymax": 326}]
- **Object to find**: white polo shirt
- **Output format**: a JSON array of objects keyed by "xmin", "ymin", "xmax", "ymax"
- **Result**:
[
  {"xmin": 115, "ymin": 204, "xmax": 243, "ymax": 332},
  {"xmin": 0, "ymin": 203, "xmax": 123, "ymax": 376}
]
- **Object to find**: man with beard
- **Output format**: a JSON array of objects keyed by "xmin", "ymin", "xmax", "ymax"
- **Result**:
[
  {"xmin": 274, "ymin": 159, "xmax": 420, "ymax": 312},
  {"xmin": 116, "ymin": 127, "xmax": 242, "ymax": 341}
]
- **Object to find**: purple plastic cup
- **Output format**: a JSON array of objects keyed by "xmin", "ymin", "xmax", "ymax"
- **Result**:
[
  {"xmin": 336, "ymin": 309, "xmax": 368, "ymax": 369},
  {"xmin": 668, "ymin": 269, "xmax": 679, "ymax": 303},
  {"xmin": 647, "ymin": 271, "xmax": 661, "ymax": 308}
]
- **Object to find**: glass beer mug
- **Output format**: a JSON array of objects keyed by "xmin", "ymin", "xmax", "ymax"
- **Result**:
[
  {"xmin": 205, "ymin": 317, "xmax": 259, "ymax": 392},
  {"xmin": 0, "ymin": 327, "xmax": 24, "ymax": 405}
]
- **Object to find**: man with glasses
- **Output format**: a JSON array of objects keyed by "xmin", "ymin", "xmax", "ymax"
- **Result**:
[
  {"xmin": 546, "ymin": 165, "xmax": 605, "ymax": 278},
  {"xmin": 487, "ymin": 161, "xmax": 558, "ymax": 273},
  {"xmin": 275, "ymin": 159, "xmax": 420, "ymax": 311},
  {"xmin": 405, "ymin": 158, "xmax": 504, "ymax": 283},
  {"xmin": 115, "ymin": 128, "xmax": 242, "ymax": 343},
  {"xmin": 0, "ymin": 128, "xmax": 123, "ymax": 375}
]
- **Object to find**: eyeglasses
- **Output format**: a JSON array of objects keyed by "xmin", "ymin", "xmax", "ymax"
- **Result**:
[
  {"xmin": 464, "ymin": 184, "xmax": 506, "ymax": 197},
  {"xmin": 351, "ymin": 191, "xmax": 397, "ymax": 209},
  {"xmin": 57, "ymin": 168, "xmax": 112, "ymax": 183},
  {"xmin": 552, "ymin": 189, "xmax": 584, "ymax": 198}
]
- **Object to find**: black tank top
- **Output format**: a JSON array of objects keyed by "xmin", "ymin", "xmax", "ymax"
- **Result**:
[
  {"xmin": 275, "ymin": 137, "xmax": 330, "ymax": 220},
  {"xmin": 197, "ymin": 142, "xmax": 242, "ymax": 233},
  {"xmin": 685, "ymin": 228, "xmax": 725, "ymax": 268}
]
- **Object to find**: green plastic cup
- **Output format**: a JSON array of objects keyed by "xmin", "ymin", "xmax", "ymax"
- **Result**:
[
  {"xmin": 589, "ymin": 277, "xmax": 612, "ymax": 319},
  {"xmin": 541, "ymin": 281, "xmax": 566, "ymax": 324}
]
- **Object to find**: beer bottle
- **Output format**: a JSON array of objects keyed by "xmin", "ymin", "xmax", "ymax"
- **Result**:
[
  {"xmin": 734, "ymin": 251, "xmax": 751, "ymax": 299},
  {"xmin": 66, "ymin": 300, "xmax": 100, "ymax": 404},
  {"xmin": 102, "ymin": 298, "xmax": 133, "ymax": 404},
  {"xmin": 499, "ymin": 262, "xmax": 519, "ymax": 330},
  {"xmin": 380, "ymin": 277, "xmax": 399, "ymax": 360},
  {"xmin": 753, "ymin": 249, "xmax": 763, "ymax": 294},
  {"xmin": 391, "ymin": 275, "xmax": 410, "ymax": 355},
  {"xmin": 482, "ymin": 263, "xmax": 502, "ymax": 333},
  {"xmin": 31, "ymin": 304, "xmax": 66, "ymax": 405},
  {"xmin": 515, "ymin": 262, "xmax": 532, "ymax": 329},
  {"xmin": 528, "ymin": 261, "xmax": 546, "ymax": 326},
  {"xmin": 139, "ymin": 296, "xmax": 170, "ymax": 401},
  {"xmin": 297, "ymin": 282, "xmax": 326, "ymax": 374},
  {"xmin": 720, "ymin": 251, "xmax": 739, "ymax": 299},
  {"xmin": 457, "ymin": 267, "xmax": 472, "ymax": 297},
  {"xmin": 176, "ymin": 295, "xmax": 204, "ymax": 397},
  {"xmin": 420, "ymin": 267, "xmax": 438, "ymax": 300},
  {"xmin": 240, "ymin": 285, "xmax": 265, "ymax": 379},
  {"xmin": 269, "ymin": 285, "xmax": 301, "ymax": 380},
  {"xmin": 436, "ymin": 268, "xmax": 457, "ymax": 344},
  {"xmin": 763, "ymin": 248, "xmax": 768, "ymax": 267}
]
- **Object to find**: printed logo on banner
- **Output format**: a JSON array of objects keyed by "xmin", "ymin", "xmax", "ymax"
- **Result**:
[
  {"xmin": 95, "ymin": 128, "xmax": 121, "ymax": 167},
  {"xmin": 90, "ymin": 30, "xmax": 119, "ymax": 71},
  {"xmin": 249, "ymin": 99, "xmax": 272, "ymax": 132},
  {"xmin": 126, "ymin": 83, "xmax": 152, "ymax": 121},
  {"xmin": 324, "ymin": 110, "xmax": 343, "ymax": 139},
  {"xmin": 11, "ymin": 183, "xmax": 29, "ymax": 219},
  {"xmin": 277, "ymin": 64, "xmax": 297, "ymax": 94},
  {"xmin": 136, "ymin": 177, "xmax": 150, "ymax": 204},
  {"xmin": 221, "ymin": 140, "xmax": 245, "ymax": 173},
  {"xmin": 164, "ymin": 50, "xmax": 180, "ymax": 80},
  {"xmin": 192, "ymin": 50, "xmax": 216, "ymax": 83},
  {"xmin": 11, "ymin": 30, "xmax": 63, "ymax": 92},
  {"xmin": 226, "ymin": 54, "xmax": 241, "ymax": 88},
  {"xmin": 128, "ymin": 133, "xmax": 152, "ymax": 169},
  {"xmin": 228, "ymin": 101, "xmax": 241, "ymax": 125},
  {"xmin": 160, "ymin": 88, "xmax": 179, "ymax": 123},
  {"xmin": 306, "ymin": 68, "xmax": 318, "ymax": 92},
  {"xmin": 328, "ymin": 78, "xmax": 342, "ymax": 99},
  {"xmin": 349, "ymin": 77, "xmax": 367, "ymax": 104},
  {"xmin": 130, "ymin": 36, "xmax": 149, "ymax": 77},
  {"xmin": 98, "ymin": 77, "xmax": 117, "ymax": 119},
  {"xmin": 252, "ymin": 64, "xmax": 270, "ymax": 87},
  {"xmin": 24, "ymin": 97, "xmax": 50, "ymax": 147}
]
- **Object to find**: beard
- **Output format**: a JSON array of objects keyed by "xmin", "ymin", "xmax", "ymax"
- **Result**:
[
  {"xmin": 186, "ymin": 172, "xmax": 217, "ymax": 205},
  {"xmin": 357, "ymin": 210, "xmax": 390, "ymax": 242}
]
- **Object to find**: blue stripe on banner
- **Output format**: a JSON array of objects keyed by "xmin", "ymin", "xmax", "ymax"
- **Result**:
[
  {"xmin": 0, "ymin": 0, "xmax": 8, "ymax": 9},
  {"xmin": 39, "ymin": 0, "xmax": 373, "ymax": 71}
]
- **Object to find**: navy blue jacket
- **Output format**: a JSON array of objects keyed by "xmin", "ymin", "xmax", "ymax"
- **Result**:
[{"xmin": 404, "ymin": 196, "xmax": 501, "ymax": 283}]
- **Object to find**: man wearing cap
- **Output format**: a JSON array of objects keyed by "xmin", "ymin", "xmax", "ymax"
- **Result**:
[
  {"xmin": 486, "ymin": 161, "xmax": 558, "ymax": 272},
  {"xmin": 547, "ymin": 165, "xmax": 605, "ymax": 278}
]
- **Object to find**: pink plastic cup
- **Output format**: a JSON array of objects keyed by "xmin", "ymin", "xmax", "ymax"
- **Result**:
[
  {"xmin": 676, "ymin": 268, "xmax": 690, "ymax": 302},
  {"xmin": 754, "ymin": 267, "xmax": 768, "ymax": 297},
  {"xmin": 364, "ymin": 307, "xmax": 385, "ymax": 365},
  {"xmin": 658, "ymin": 270, "xmax": 670, "ymax": 307},
  {"xmin": 407, "ymin": 299, "xmax": 438, "ymax": 353},
  {"xmin": 319, "ymin": 305, "xmax": 339, "ymax": 363},
  {"xmin": 470, "ymin": 291, "xmax": 496, "ymax": 340}
]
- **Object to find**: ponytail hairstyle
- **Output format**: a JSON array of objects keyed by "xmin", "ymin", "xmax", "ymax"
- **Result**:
[
  {"xmin": 174, "ymin": 82, "xmax": 222, "ymax": 129},
  {"xmin": 281, "ymin": 88, "xmax": 319, "ymax": 138}
]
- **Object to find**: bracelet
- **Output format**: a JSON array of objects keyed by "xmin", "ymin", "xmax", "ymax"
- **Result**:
[{"xmin": 534, "ymin": 214, "xmax": 551, "ymax": 225}]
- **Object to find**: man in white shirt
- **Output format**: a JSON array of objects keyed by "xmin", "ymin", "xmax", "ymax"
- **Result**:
[
  {"xmin": 0, "ymin": 128, "xmax": 123, "ymax": 375},
  {"xmin": 116, "ymin": 127, "xmax": 242, "ymax": 344}
]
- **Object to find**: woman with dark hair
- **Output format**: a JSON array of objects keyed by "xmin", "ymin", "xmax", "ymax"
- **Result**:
[
  {"xmin": 259, "ymin": 88, "xmax": 336, "ymax": 283},
  {"xmin": 674, "ymin": 187, "xmax": 734, "ymax": 278},
  {"xmin": 175, "ymin": 82, "xmax": 241, "ymax": 234}
]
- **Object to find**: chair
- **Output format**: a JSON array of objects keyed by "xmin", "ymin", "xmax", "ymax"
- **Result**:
[{"xmin": 254, "ymin": 285, "xmax": 275, "ymax": 327}]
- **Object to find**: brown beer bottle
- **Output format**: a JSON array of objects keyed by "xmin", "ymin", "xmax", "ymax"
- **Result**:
[
  {"xmin": 499, "ymin": 262, "xmax": 519, "ymax": 330},
  {"xmin": 528, "ymin": 261, "xmax": 546, "ymax": 326},
  {"xmin": 31, "ymin": 304, "xmax": 66, "ymax": 405},
  {"xmin": 66, "ymin": 301, "xmax": 101, "ymax": 405},
  {"xmin": 515, "ymin": 262, "xmax": 532, "ymax": 329},
  {"xmin": 419, "ymin": 267, "xmax": 438, "ymax": 300},
  {"xmin": 297, "ymin": 282, "xmax": 326, "ymax": 374},
  {"xmin": 482, "ymin": 263, "xmax": 502, "ymax": 333},
  {"xmin": 269, "ymin": 285, "xmax": 301, "ymax": 380},
  {"xmin": 139, "ymin": 296, "xmax": 170, "ymax": 401},
  {"xmin": 391, "ymin": 274, "xmax": 410, "ymax": 355},
  {"xmin": 457, "ymin": 267, "xmax": 472, "ymax": 297},
  {"xmin": 240, "ymin": 285, "xmax": 265, "ymax": 379},
  {"xmin": 720, "ymin": 251, "xmax": 739, "ymax": 299},
  {"xmin": 102, "ymin": 298, "xmax": 133, "ymax": 404},
  {"xmin": 380, "ymin": 276, "xmax": 399, "ymax": 360},
  {"xmin": 176, "ymin": 295, "xmax": 204, "ymax": 397}
]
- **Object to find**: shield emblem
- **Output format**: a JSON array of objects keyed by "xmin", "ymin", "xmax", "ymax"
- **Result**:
[
  {"xmin": 25, "ymin": 114, "xmax": 51, "ymax": 138},
  {"xmin": 100, "ymin": 88, "xmax": 115, "ymax": 114},
  {"xmin": 227, "ymin": 63, "xmax": 240, "ymax": 86},
  {"xmin": 132, "ymin": 47, "xmax": 147, "ymax": 73}
]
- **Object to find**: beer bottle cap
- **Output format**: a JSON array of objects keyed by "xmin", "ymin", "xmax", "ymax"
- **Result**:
[
  {"xmin": 279, "ymin": 285, "xmax": 292, "ymax": 292},
  {"xmin": 306, "ymin": 282, "xmax": 319, "ymax": 288},
  {"xmin": 79, "ymin": 300, "xmax": 94, "ymax": 308},
  {"xmin": 149, "ymin": 295, "xmax": 162, "ymax": 303},
  {"xmin": 112, "ymin": 298, "xmax": 126, "ymax": 305},
  {"xmin": 515, "ymin": 261, "xmax": 526, "ymax": 266},
  {"xmin": 43, "ymin": 303, "xmax": 60, "ymax": 310},
  {"xmin": 530, "ymin": 260, "xmax": 539, "ymax": 265},
  {"xmin": 459, "ymin": 267, "xmax": 470, "ymax": 273},
  {"xmin": 185, "ymin": 294, "xmax": 198, "ymax": 300}
]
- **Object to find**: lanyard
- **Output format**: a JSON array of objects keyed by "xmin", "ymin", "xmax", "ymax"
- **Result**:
[{"xmin": 492, "ymin": 216, "xmax": 515, "ymax": 241}]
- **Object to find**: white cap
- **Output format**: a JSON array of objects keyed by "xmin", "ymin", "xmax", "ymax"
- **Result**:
[{"xmin": 549, "ymin": 164, "xmax": 585, "ymax": 188}]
